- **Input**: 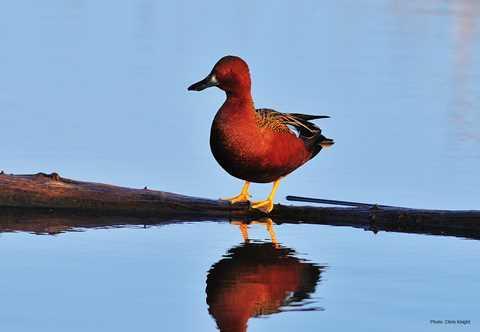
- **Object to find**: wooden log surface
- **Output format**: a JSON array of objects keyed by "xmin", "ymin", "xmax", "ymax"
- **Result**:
[{"xmin": 0, "ymin": 172, "xmax": 479, "ymax": 240}]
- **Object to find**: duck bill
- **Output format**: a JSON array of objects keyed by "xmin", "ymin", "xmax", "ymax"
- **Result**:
[{"xmin": 188, "ymin": 73, "xmax": 218, "ymax": 91}]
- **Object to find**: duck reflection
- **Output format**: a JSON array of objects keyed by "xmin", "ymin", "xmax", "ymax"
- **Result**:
[{"xmin": 206, "ymin": 219, "xmax": 325, "ymax": 332}]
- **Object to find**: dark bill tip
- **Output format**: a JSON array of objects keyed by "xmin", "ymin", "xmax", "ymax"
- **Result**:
[{"xmin": 187, "ymin": 73, "xmax": 218, "ymax": 91}]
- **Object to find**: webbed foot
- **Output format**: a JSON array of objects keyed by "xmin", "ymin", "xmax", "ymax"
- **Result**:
[{"xmin": 250, "ymin": 199, "xmax": 274, "ymax": 213}]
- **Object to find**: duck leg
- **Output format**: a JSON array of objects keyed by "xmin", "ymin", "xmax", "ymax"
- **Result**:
[
  {"xmin": 251, "ymin": 218, "xmax": 279, "ymax": 246},
  {"xmin": 230, "ymin": 220, "xmax": 250, "ymax": 242},
  {"xmin": 239, "ymin": 223, "xmax": 249, "ymax": 242},
  {"xmin": 251, "ymin": 179, "xmax": 281, "ymax": 213},
  {"xmin": 264, "ymin": 218, "xmax": 279, "ymax": 246},
  {"xmin": 222, "ymin": 181, "xmax": 251, "ymax": 204}
]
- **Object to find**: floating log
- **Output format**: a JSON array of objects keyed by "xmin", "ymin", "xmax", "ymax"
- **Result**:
[{"xmin": 0, "ymin": 172, "xmax": 479, "ymax": 240}]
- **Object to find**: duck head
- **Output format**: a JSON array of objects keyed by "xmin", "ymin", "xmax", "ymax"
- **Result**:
[{"xmin": 188, "ymin": 55, "xmax": 251, "ymax": 98}]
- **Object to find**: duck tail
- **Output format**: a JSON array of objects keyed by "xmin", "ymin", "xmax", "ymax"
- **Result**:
[
  {"xmin": 310, "ymin": 134, "xmax": 334, "ymax": 158},
  {"xmin": 319, "ymin": 136, "xmax": 335, "ymax": 148}
]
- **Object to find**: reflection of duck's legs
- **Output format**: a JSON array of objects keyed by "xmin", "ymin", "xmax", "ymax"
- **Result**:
[
  {"xmin": 239, "ymin": 223, "xmax": 249, "ymax": 243},
  {"xmin": 231, "ymin": 221, "xmax": 250, "ymax": 243},
  {"xmin": 252, "ymin": 218, "xmax": 278, "ymax": 246},
  {"xmin": 265, "ymin": 218, "xmax": 278, "ymax": 246},
  {"xmin": 231, "ymin": 218, "xmax": 279, "ymax": 246}
]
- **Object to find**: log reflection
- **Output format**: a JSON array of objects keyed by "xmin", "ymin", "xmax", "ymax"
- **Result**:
[{"xmin": 206, "ymin": 220, "xmax": 325, "ymax": 332}]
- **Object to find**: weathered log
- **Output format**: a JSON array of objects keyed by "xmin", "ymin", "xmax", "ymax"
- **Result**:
[
  {"xmin": 0, "ymin": 172, "xmax": 249, "ymax": 216},
  {"xmin": 0, "ymin": 172, "xmax": 479, "ymax": 239}
]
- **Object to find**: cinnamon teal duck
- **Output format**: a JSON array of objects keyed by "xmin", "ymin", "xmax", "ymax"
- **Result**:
[{"xmin": 188, "ymin": 56, "xmax": 334, "ymax": 213}]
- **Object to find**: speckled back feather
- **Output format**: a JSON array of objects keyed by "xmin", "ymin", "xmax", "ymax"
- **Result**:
[{"xmin": 255, "ymin": 108, "xmax": 334, "ymax": 157}]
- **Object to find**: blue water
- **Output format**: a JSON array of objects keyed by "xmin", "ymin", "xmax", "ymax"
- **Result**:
[
  {"xmin": 0, "ymin": 1, "xmax": 479, "ymax": 331},
  {"xmin": 0, "ymin": 222, "xmax": 478, "ymax": 332}
]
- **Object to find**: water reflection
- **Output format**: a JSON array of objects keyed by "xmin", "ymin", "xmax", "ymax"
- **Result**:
[
  {"xmin": 393, "ymin": 0, "xmax": 480, "ymax": 144},
  {"xmin": 206, "ymin": 219, "xmax": 325, "ymax": 332},
  {"xmin": 451, "ymin": 0, "xmax": 480, "ymax": 143}
]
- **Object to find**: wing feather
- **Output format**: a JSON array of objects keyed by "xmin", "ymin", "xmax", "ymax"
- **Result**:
[
  {"xmin": 255, "ymin": 108, "xmax": 334, "ymax": 157},
  {"xmin": 256, "ymin": 108, "xmax": 328, "ymax": 137}
]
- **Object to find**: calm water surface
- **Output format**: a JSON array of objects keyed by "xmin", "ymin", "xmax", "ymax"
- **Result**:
[
  {"xmin": 1, "ymin": 0, "xmax": 479, "ymax": 331},
  {"xmin": 1, "ymin": 221, "xmax": 479, "ymax": 332}
]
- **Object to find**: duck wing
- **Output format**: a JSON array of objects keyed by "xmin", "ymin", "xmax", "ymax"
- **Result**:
[{"xmin": 256, "ymin": 108, "xmax": 334, "ymax": 157}]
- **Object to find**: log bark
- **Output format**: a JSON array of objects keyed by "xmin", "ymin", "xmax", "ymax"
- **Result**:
[{"xmin": 0, "ymin": 172, "xmax": 479, "ymax": 240}]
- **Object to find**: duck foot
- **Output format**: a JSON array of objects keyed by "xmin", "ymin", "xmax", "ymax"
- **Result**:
[
  {"xmin": 221, "ymin": 181, "xmax": 251, "ymax": 204},
  {"xmin": 250, "ymin": 199, "xmax": 274, "ymax": 213},
  {"xmin": 221, "ymin": 193, "xmax": 251, "ymax": 204}
]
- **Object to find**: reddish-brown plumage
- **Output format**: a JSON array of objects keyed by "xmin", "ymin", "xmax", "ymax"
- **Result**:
[
  {"xmin": 206, "ymin": 242, "xmax": 321, "ymax": 332},
  {"xmin": 210, "ymin": 97, "xmax": 310, "ymax": 183},
  {"xmin": 189, "ymin": 55, "xmax": 332, "ymax": 184}
]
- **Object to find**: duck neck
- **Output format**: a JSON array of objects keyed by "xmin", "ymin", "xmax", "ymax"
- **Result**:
[
  {"xmin": 224, "ymin": 90, "xmax": 254, "ymax": 113},
  {"xmin": 221, "ymin": 95, "xmax": 255, "ymax": 122}
]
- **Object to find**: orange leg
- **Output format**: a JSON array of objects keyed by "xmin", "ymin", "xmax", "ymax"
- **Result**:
[
  {"xmin": 265, "ymin": 218, "xmax": 278, "ymax": 246},
  {"xmin": 251, "ymin": 218, "xmax": 279, "ymax": 246},
  {"xmin": 231, "ymin": 220, "xmax": 250, "ymax": 243},
  {"xmin": 251, "ymin": 179, "xmax": 281, "ymax": 213},
  {"xmin": 222, "ymin": 181, "xmax": 251, "ymax": 204}
]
